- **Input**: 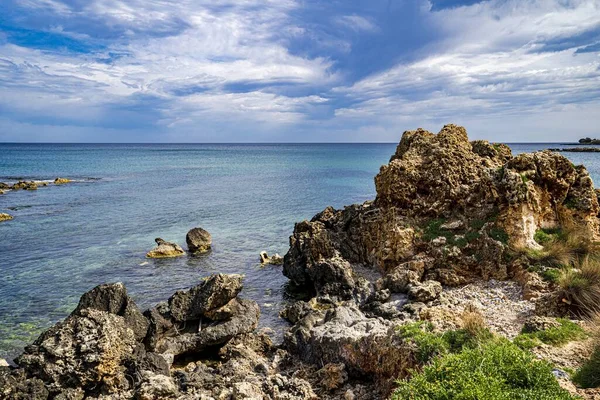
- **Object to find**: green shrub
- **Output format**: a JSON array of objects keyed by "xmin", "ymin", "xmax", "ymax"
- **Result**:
[
  {"xmin": 514, "ymin": 319, "xmax": 586, "ymax": 350},
  {"xmin": 534, "ymin": 228, "xmax": 561, "ymax": 245},
  {"xmin": 490, "ymin": 228, "xmax": 509, "ymax": 245},
  {"xmin": 423, "ymin": 219, "xmax": 450, "ymax": 242},
  {"xmin": 392, "ymin": 340, "xmax": 575, "ymax": 399},
  {"xmin": 397, "ymin": 322, "xmax": 449, "ymax": 363},
  {"xmin": 541, "ymin": 268, "xmax": 561, "ymax": 283},
  {"xmin": 574, "ymin": 345, "xmax": 600, "ymax": 388}
]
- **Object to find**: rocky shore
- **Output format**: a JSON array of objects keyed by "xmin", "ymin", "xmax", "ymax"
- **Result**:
[{"xmin": 3, "ymin": 125, "xmax": 600, "ymax": 399}]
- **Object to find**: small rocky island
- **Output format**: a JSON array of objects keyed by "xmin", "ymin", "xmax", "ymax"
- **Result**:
[
  {"xmin": 3, "ymin": 125, "xmax": 600, "ymax": 399},
  {"xmin": 579, "ymin": 138, "xmax": 600, "ymax": 145}
]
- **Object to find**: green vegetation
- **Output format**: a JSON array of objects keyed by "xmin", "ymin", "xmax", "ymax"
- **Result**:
[
  {"xmin": 392, "ymin": 339, "xmax": 574, "ymax": 400},
  {"xmin": 489, "ymin": 227, "xmax": 509, "ymax": 245},
  {"xmin": 397, "ymin": 322, "xmax": 449, "ymax": 363},
  {"xmin": 513, "ymin": 319, "xmax": 586, "ymax": 350},
  {"xmin": 422, "ymin": 219, "xmax": 451, "ymax": 242},
  {"xmin": 520, "ymin": 173, "xmax": 530, "ymax": 184},
  {"xmin": 534, "ymin": 228, "xmax": 562, "ymax": 245},
  {"xmin": 574, "ymin": 343, "xmax": 600, "ymax": 388},
  {"xmin": 541, "ymin": 268, "xmax": 561, "ymax": 283}
]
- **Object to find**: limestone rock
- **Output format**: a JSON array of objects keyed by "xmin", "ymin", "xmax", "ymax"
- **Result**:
[
  {"xmin": 12, "ymin": 181, "xmax": 38, "ymax": 190},
  {"xmin": 168, "ymin": 274, "xmax": 243, "ymax": 322},
  {"xmin": 408, "ymin": 280, "xmax": 442, "ymax": 302},
  {"xmin": 146, "ymin": 238, "xmax": 185, "ymax": 258},
  {"xmin": 155, "ymin": 298, "xmax": 260, "ymax": 356},
  {"xmin": 0, "ymin": 213, "xmax": 13, "ymax": 222},
  {"xmin": 522, "ymin": 316, "xmax": 562, "ymax": 333},
  {"xmin": 54, "ymin": 178, "xmax": 71, "ymax": 185},
  {"xmin": 285, "ymin": 304, "xmax": 404, "ymax": 379},
  {"xmin": 0, "ymin": 368, "xmax": 48, "ymax": 400},
  {"xmin": 74, "ymin": 282, "xmax": 149, "ymax": 341},
  {"xmin": 186, "ymin": 227, "xmax": 212, "ymax": 253},
  {"xmin": 16, "ymin": 308, "xmax": 137, "ymax": 395},
  {"xmin": 260, "ymin": 251, "xmax": 284, "ymax": 265}
]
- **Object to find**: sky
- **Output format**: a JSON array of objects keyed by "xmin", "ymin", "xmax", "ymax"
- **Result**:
[{"xmin": 0, "ymin": 0, "xmax": 599, "ymax": 142}]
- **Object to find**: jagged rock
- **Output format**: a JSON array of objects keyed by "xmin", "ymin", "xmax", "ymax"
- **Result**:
[
  {"xmin": 16, "ymin": 308, "xmax": 137, "ymax": 395},
  {"xmin": 54, "ymin": 178, "xmax": 71, "ymax": 185},
  {"xmin": 408, "ymin": 280, "xmax": 442, "ymax": 302},
  {"xmin": 0, "ymin": 367, "xmax": 48, "ymax": 399},
  {"xmin": 144, "ymin": 306, "xmax": 175, "ymax": 351},
  {"xmin": 260, "ymin": 251, "xmax": 284, "ymax": 265},
  {"xmin": 0, "ymin": 213, "xmax": 12, "ymax": 222},
  {"xmin": 285, "ymin": 304, "xmax": 404, "ymax": 379},
  {"xmin": 135, "ymin": 372, "xmax": 179, "ymax": 400},
  {"xmin": 186, "ymin": 227, "xmax": 212, "ymax": 253},
  {"xmin": 283, "ymin": 124, "xmax": 600, "ymax": 304},
  {"xmin": 0, "ymin": 182, "xmax": 10, "ymax": 190},
  {"xmin": 280, "ymin": 301, "xmax": 313, "ymax": 324},
  {"xmin": 12, "ymin": 181, "xmax": 37, "ymax": 190},
  {"xmin": 74, "ymin": 282, "xmax": 149, "ymax": 341},
  {"xmin": 317, "ymin": 363, "xmax": 348, "ymax": 390},
  {"xmin": 146, "ymin": 238, "xmax": 185, "ymax": 258},
  {"xmin": 168, "ymin": 274, "xmax": 243, "ymax": 322},
  {"xmin": 155, "ymin": 298, "xmax": 260, "ymax": 356}
]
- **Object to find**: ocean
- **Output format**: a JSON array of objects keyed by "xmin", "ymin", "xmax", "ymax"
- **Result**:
[{"xmin": 1, "ymin": 142, "xmax": 599, "ymax": 361}]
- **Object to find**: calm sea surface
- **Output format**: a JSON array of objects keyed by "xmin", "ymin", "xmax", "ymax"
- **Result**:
[{"xmin": 1, "ymin": 142, "xmax": 599, "ymax": 360}]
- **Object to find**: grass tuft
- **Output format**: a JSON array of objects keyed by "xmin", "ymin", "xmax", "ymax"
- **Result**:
[
  {"xmin": 514, "ymin": 318, "xmax": 586, "ymax": 350},
  {"xmin": 558, "ymin": 256, "xmax": 600, "ymax": 316}
]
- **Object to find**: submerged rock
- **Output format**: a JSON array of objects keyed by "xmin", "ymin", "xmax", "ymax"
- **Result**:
[
  {"xmin": 0, "ymin": 213, "xmax": 13, "ymax": 222},
  {"xmin": 12, "ymin": 181, "xmax": 37, "ymax": 191},
  {"xmin": 146, "ymin": 238, "xmax": 185, "ymax": 258},
  {"xmin": 186, "ymin": 227, "xmax": 212, "ymax": 253},
  {"xmin": 260, "ymin": 251, "xmax": 284, "ymax": 265}
]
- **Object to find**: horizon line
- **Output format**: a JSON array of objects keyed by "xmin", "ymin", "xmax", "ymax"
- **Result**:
[{"xmin": 0, "ymin": 141, "xmax": 589, "ymax": 145}]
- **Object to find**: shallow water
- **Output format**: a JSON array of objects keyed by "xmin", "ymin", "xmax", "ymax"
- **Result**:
[{"xmin": 1, "ymin": 142, "xmax": 599, "ymax": 360}]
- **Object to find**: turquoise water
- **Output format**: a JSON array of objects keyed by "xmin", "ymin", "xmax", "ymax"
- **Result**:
[{"xmin": 1, "ymin": 143, "xmax": 599, "ymax": 361}]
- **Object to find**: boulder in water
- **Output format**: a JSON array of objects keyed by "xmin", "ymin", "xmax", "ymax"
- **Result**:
[
  {"xmin": 146, "ymin": 238, "xmax": 185, "ymax": 258},
  {"xmin": 53, "ymin": 178, "xmax": 71, "ymax": 184},
  {"xmin": 186, "ymin": 227, "xmax": 212, "ymax": 253}
]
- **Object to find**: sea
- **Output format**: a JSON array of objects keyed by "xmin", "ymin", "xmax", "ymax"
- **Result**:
[{"xmin": 1, "ymin": 142, "xmax": 599, "ymax": 361}]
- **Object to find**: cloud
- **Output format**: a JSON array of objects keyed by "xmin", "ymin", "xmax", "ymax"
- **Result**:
[{"xmin": 0, "ymin": 0, "xmax": 599, "ymax": 142}]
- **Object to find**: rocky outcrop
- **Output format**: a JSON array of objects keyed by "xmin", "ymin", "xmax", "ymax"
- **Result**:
[
  {"xmin": 8, "ymin": 274, "xmax": 307, "ymax": 398},
  {"xmin": 53, "ymin": 178, "xmax": 71, "ymax": 184},
  {"xmin": 0, "ymin": 213, "xmax": 13, "ymax": 222},
  {"xmin": 283, "ymin": 125, "xmax": 599, "ymax": 298},
  {"xmin": 260, "ymin": 251, "xmax": 284, "ymax": 265},
  {"xmin": 146, "ymin": 238, "xmax": 185, "ymax": 258},
  {"xmin": 186, "ymin": 227, "xmax": 212, "ymax": 253}
]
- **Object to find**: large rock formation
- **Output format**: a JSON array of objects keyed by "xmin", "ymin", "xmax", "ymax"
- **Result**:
[
  {"xmin": 7, "ymin": 274, "xmax": 284, "ymax": 399},
  {"xmin": 283, "ymin": 125, "xmax": 599, "ymax": 296}
]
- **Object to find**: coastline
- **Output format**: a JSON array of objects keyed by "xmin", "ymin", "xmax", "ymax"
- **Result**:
[{"xmin": 2, "ymin": 128, "xmax": 600, "ymax": 398}]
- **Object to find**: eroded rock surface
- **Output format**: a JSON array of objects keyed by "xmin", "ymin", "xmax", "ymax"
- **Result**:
[
  {"xmin": 146, "ymin": 238, "xmax": 185, "ymax": 258},
  {"xmin": 186, "ymin": 227, "xmax": 212, "ymax": 253},
  {"xmin": 0, "ymin": 213, "xmax": 13, "ymax": 222}
]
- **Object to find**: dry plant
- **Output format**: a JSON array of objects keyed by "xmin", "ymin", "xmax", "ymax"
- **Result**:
[
  {"xmin": 558, "ymin": 255, "xmax": 600, "ymax": 316},
  {"xmin": 460, "ymin": 304, "xmax": 487, "ymax": 337}
]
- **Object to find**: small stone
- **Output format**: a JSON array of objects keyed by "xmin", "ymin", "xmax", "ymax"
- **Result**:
[
  {"xmin": 146, "ymin": 238, "xmax": 185, "ymax": 258},
  {"xmin": 441, "ymin": 220, "xmax": 464, "ymax": 230},
  {"xmin": 260, "ymin": 251, "xmax": 284, "ymax": 265},
  {"xmin": 0, "ymin": 213, "xmax": 13, "ymax": 222},
  {"xmin": 0, "ymin": 358, "xmax": 9, "ymax": 367}
]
